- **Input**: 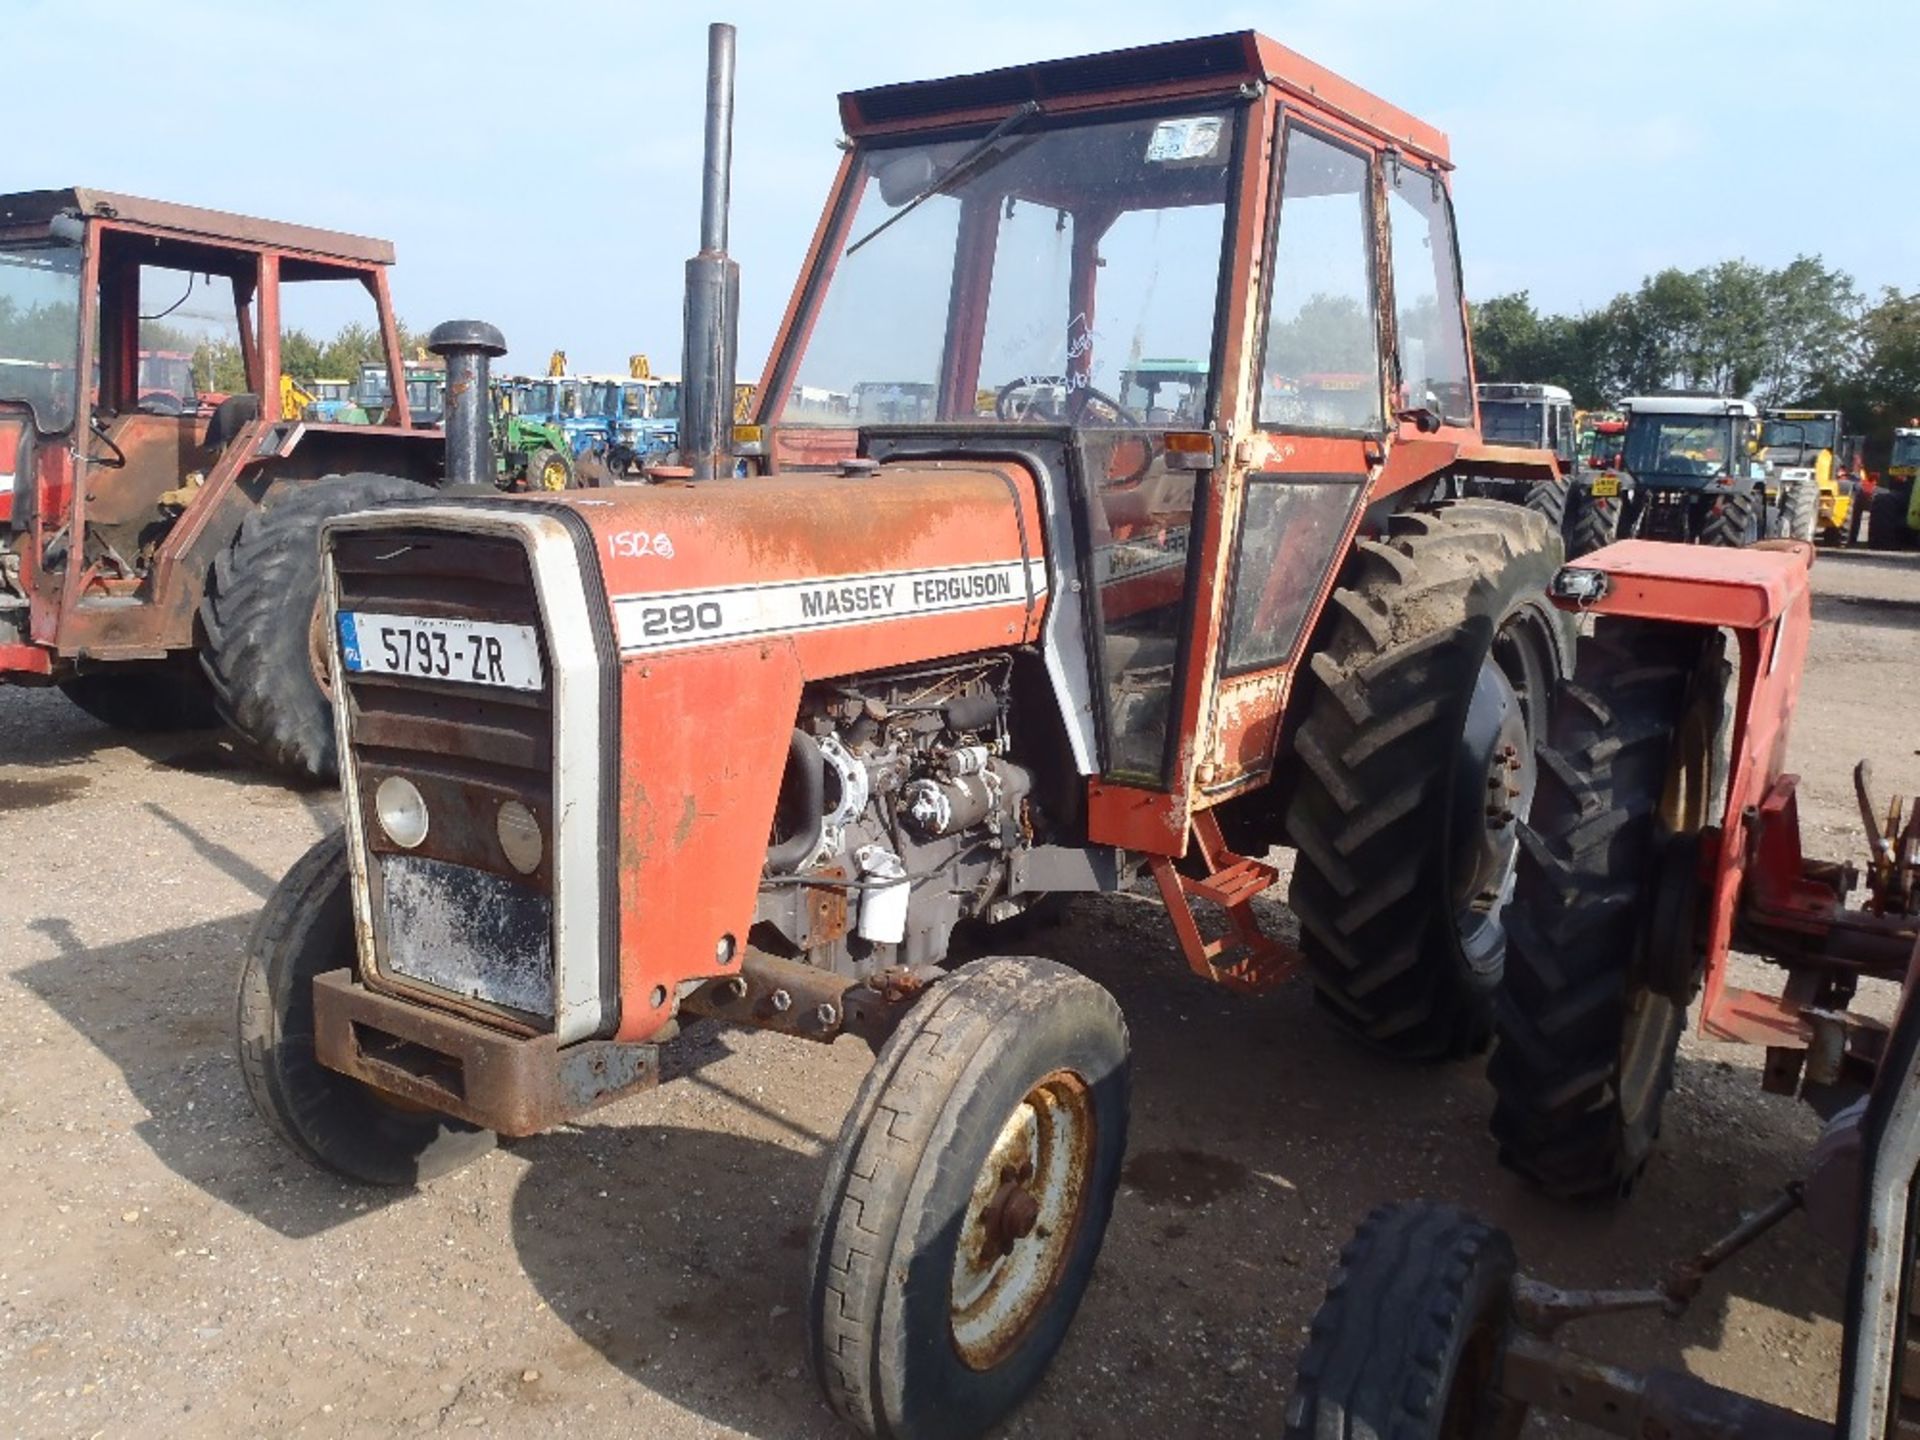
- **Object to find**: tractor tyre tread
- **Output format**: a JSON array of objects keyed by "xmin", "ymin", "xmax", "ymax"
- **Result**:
[
  {"xmin": 1699, "ymin": 489, "xmax": 1760, "ymax": 548},
  {"xmin": 1287, "ymin": 1201, "xmax": 1519, "ymax": 1440},
  {"xmin": 808, "ymin": 955, "xmax": 1130, "ymax": 1440},
  {"xmin": 1283, "ymin": 500, "xmax": 1569, "ymax": 1061},
  {"xmin": 1487, "ymin": 619, "xmax": 1716, "ymax": 1198},
  {"xmin": 199, "ymin": 473, "xmax": 432, "ymax": 781}
]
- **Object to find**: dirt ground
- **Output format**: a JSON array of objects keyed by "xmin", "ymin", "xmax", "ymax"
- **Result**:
[{"xmin": 3, "ymin": 547, "xmax": 1917, "ymax": 1440}]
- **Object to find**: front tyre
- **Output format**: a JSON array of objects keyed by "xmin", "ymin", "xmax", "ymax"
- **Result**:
[
  {"xmin": 1287, "ymin": 1202, "xmax": 1521, "ymax": 1440},
  {"xmin": 199, "ymin": 473, "xmax": 433, "ymax": 780},
  {"xmin": 808, "ymin": 955, "xmax": 1130, "ymax": 1440},
  {"xmin": 1285, "ymin": 501, "xmax": 1571, "ymax": 1060},
  {"xmin": 1699, "ymin": 489, "xmax": 1760, "ymax": 547},
  {"xmin": 236, "ymin": 830, "xmax": 495, "ymax": 1186}
]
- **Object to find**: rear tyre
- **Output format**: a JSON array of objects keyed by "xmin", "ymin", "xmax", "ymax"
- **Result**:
[
  {"xmin": 1287, "ymin": 1201, "xmax": 1521, "ymax": 1440},
  {"xmin": 1565, "ymin": 489, "xmax": 1618, "ymax": 558},
  {"xmin": 60, "ymin": 661, "xmax": 220, "ymax": 732},
  {"xmin": 236, "ymin": 830, "xmax": 496, "ymax": 1186},
  {"xmin": 1699, "ymin": 489, "xmax": 1760, "ymax": 547},
  {"xmin": 1489, "ymin": 619, "xmax": 1726, "ymax": 1199},
  {"xmin": 1522, "ymin": 476, "xmax": 1567, "ymax": 536},
  {"xmin": 808, "ymin": 955, "xmax": 1129, "ymax": 1440},
  {"xmin": 527, "ymin": 446, "xmax": 573, "ymax": 492},
  {"xmin": 1868, "ymin": 485, "xmax": 1918, "ymax": 551},
  {"xmin": 1284, "ymin": 501, "xmax": 1571, "ymax": 1061},
  {"xmin": 199, "ymin": 473, "xmax": 432, "ymax": 781}
]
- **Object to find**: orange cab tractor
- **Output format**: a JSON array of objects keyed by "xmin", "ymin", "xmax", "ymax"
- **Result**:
[
  {"xmin": 0, "ymin": 189, "xmax": 459, "ymax": 777},
  {"xmin": 239, "ymin": 26, "xmax": 1573, "ymax": 1438}
]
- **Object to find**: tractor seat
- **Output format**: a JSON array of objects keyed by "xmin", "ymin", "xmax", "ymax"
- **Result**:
[{"xmin": 205, "ymin": 394, "xmax": 261, "ymax": 451}]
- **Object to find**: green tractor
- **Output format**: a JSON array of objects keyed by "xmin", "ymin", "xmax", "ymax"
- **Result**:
[{"xmin": 490, "ymin": 376, "xmax": 575, "ymax": 491}]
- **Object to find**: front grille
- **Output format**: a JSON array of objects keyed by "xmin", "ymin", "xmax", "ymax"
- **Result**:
[{"xmin": 331, "ymin": 525, "xmax": 556, "ymax": 1028}]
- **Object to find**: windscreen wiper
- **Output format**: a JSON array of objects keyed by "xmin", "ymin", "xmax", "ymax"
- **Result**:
[{"xmin": 846, "ymin": 100, "xmax": 1042, "ymax": 257}]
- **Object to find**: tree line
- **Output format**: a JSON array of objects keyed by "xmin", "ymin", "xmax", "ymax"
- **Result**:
[
  {"xmin": 1470, "ymin": 256, "xmax": 1919, "ymax": 455},
  {"xmin": 147, "ymin": 319, "xmax": 434, "ymax": 396}
]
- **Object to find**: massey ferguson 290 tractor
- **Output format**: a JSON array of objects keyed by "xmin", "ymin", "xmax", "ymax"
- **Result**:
[
  {"xmin": 0, "ymin": 190, "xmax": 448, "ymax": 778},
  {"xmin": 240, "ymin": 27, "xmax": 1572, "ymax": 1437},
  {"xmin": 1290, "ymin": 537, "xmax": 1920, "ymax": 1440}
]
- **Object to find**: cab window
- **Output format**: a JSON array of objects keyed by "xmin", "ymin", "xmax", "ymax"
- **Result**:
[
  {"xmin": 1385, "ymin": 163, "xmax": 1472, "ymax": 426},
  {"xmin": 1257, "ymin": 126, "xmax": 1382, "ymax": 433}
]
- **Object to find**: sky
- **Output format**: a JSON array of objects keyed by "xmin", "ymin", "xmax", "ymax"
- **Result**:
[{"xmin": 14, "ymin": 0, "xmax": 1917, "ymax": 378}]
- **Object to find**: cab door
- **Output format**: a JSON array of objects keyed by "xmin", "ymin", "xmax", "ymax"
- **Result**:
[{"xmin": 1197, "ymin": 119, "xmax": 1388, "ymax": 797}]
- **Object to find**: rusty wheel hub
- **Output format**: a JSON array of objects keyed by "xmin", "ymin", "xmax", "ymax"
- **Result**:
[
  {"xmin": 949, "ymin": 1070, "xmax": 1094, "ymax": 1371},
  {"xmin": 307, "ymin": 600, "xmax": 334, "ymax": 699}
]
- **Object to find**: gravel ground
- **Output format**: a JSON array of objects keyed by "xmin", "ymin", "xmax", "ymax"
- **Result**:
[{"xmin": 2, "ymin": 547, "xmax": 1917, "ymax": 1439}]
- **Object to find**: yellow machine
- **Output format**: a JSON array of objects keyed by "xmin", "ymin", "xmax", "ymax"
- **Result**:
[{"xmin": 1760, "ymin": 406, "xmax": 1852, "ymax": 543}]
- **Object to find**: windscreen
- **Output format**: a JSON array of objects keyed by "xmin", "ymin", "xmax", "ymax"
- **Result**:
[
  {"xmin": 1762, "ymin": 415, "xmax": 1838, "ymax": 454},
  {"xmin": 1625, "ymin": 414, "xmax": 1735, "ymax": 478},
  {"xmin": 1479, "ymin": 400, "xmax": 1544, "ymax": 446},
  {"xmin": 777, "ymin": 105, "xmax": 1238, "ymax": 429},
  {"xmin": 1893, "ymin": 434, "xmax": 1920, "ymax": 470},
  {"xmin": 0, "ymin": 244, "xmax": 83, "ymax": 431}
]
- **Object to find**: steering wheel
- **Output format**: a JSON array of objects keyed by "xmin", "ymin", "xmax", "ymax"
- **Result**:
[
  {"xmin": 87, "ymin": 415, "xmax": 127, "ymax": 469},
  {"xmin": 142, "ymin": 392, "xmax": 186, "ymax": 417},
  {"xmin": 995, "ymin": 376, "xmax": 1140, "ymax": 426}
]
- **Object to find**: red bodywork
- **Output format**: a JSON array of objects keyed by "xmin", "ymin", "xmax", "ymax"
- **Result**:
[{"xmin": 1558, "ymin": 540, "xmax": 1917, "ymax": 1086}]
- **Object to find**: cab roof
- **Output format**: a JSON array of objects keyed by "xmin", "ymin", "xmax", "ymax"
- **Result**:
[
  {"xmin": 1622, "ymin": 394, "xmax": 1758, "ymax": 419},
  {"xmin": 0, "ymin": 187, "xmax": 394, "ymax": 266},
  {"xmin": 841, "ymin": 30, "xmax": 1451, "ymax": 167},
  {"xmin": 1478, "ymin": 382, "xmax": 1572, "ymax": 402}
]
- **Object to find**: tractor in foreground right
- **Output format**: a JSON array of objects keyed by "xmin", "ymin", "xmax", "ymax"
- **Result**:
[
  {"xmin": 1868, "ymin": 424, "xmax": 1920, "ymax": 549},
  {"xmin": 1290, "ymin": 536, "xmax": 1920, "ymax": 1440}
]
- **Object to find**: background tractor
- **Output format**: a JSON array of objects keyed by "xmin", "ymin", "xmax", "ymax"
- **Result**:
[
  {"xmin": 0, "ymin": 187, "xmax": 460, "ymax": 779},
  {"xmin": 238, "ymin": 27, "xmax": 1575, "ymax": 1440},
  {"xmin": 1469, "ymin": 379, "xmax": 1580, "ymax": 545},
  {"xmin": 1291, "ymin": 535, "xmax": 1920, "ymax": 1440},
  {"xmin": 489, "ymin": 375, "xmax": 575, "ymax": 490},
  {"xmin": 1759, "ymin": 405, "xmax": 1853, "ymax": 543},
  {"xmin": 1867, "ymin": 424, "xmax": 1920, "ymax": 549},
  {"xmin": 1617, "ymin": 392, "xmax": 1769, "ymax": 544}
]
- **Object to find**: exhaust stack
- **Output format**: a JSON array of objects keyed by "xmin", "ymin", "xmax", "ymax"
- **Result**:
[
  {"xmin": 681, "ymin": 21, "xmax": 739, "ymax": 481},
  {"xmin": 428, "ymin": 319, "xmax": 507, "ymax": 488}
]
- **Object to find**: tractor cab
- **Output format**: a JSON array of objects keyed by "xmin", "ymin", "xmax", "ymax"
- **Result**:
[
  {"xmin": 1618, "ymin": 393, "xmax": 1766, "ymax": 544},
  {"xmin": 1475, "ymin": 381, "xmax": 1575, "ymax": 468},
  {"xmin": 0, "ymin": 188, "xmax": 428, "ymax": 670},
  {"xmin": 1118, "ymin": 359, "xmax": 1208, "ymax": 424}
]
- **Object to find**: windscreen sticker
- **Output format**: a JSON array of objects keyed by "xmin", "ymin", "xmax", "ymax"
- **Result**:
[
  {"xmin": 1146, "ymin": 117, "xmax": 1223, "ymax": 163},
  {"xmin": 611, "ymin": 558, "xmax": 1048, "ymax": 655}
]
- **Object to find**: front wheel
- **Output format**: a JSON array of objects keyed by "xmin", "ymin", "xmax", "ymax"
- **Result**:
[
  {"xmin": 1564, "ymin": 487, "xmax": 1619, "ymax": 558},
  {"xmin": 236, "ymin": 830, "xmax": 495, "ymax": 1186},
  {"xmin": 808, "ymin": 955, "xmax": 1130, "ymax": 1440},
  {"xmin": 1287, "ymin": 1202, "xmax": 1522, "ymax": 1440}
]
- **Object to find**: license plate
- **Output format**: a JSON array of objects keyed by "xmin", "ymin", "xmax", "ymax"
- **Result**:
[
  {"xmin": 1590, "ymin": 475, "xmax": 1621, "ymax": 497},
  {"xmin": 338, "ymin": 611, "xmax": 544, "ymax": 691}
]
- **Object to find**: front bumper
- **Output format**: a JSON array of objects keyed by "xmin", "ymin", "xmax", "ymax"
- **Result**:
[{"xmin": 313, "ymin": 970, "xmax": 657, "ymax": 1136}]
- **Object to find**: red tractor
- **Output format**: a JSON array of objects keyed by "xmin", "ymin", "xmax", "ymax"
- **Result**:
[
  {"xmin": 1290, "ymin": 536, "xmax": 1920, "ymax": 1440},
  {"xmin": 239, "ymin": 26, "xmax": 1574, "ymax": 1437},
  {"xmin": 0, "ymin": 189, "xmax": 453, "ymax": 778}
]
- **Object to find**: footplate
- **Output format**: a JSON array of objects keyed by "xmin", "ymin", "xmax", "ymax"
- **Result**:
[{"xmin": 312, "ymin": 970, "xmax": 658, "ymax": 1137}]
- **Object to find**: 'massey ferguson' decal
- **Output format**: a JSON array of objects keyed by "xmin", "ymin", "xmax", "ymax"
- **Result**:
[{"xmin": 612, "ymin": 558, "xmax": 1047, "ymax": 655}]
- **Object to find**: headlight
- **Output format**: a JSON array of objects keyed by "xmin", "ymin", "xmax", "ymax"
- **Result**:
[
  {"xmin": 496, "ymin": 800, "xmax": 543, "ymax": 874},
  {"xmin": 375, "ymin": 776, "xmax": 430, "ymax": 848}
]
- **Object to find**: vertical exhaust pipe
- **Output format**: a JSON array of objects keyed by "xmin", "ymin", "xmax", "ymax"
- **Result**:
[
  {"xmin": 682, "ymin": 21, "xmax": 739, "ymax": 481},
  {"xmin": 428, "ymin": 319, "xmax": 507, "ymax": 488}
]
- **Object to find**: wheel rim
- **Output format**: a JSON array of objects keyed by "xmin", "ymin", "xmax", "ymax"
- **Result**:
[
  {"xmin": 1449, "ymin": 609, "xmax": 1554, "ymax": 970},
  {"xmin": 1619, "ymin": 659, "xmax": 1722, "ymax": 1126},
  {"xmin": 540, "ymin": 455, "xmax": 569, "ymax": 490},
  {"xmin": 307, "ymin": 599, "xmax": 334, "ymax": 699},
  {"xmin": 949, "ymin": 1070, "xmax": 1095, "ymax": 1371}
]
